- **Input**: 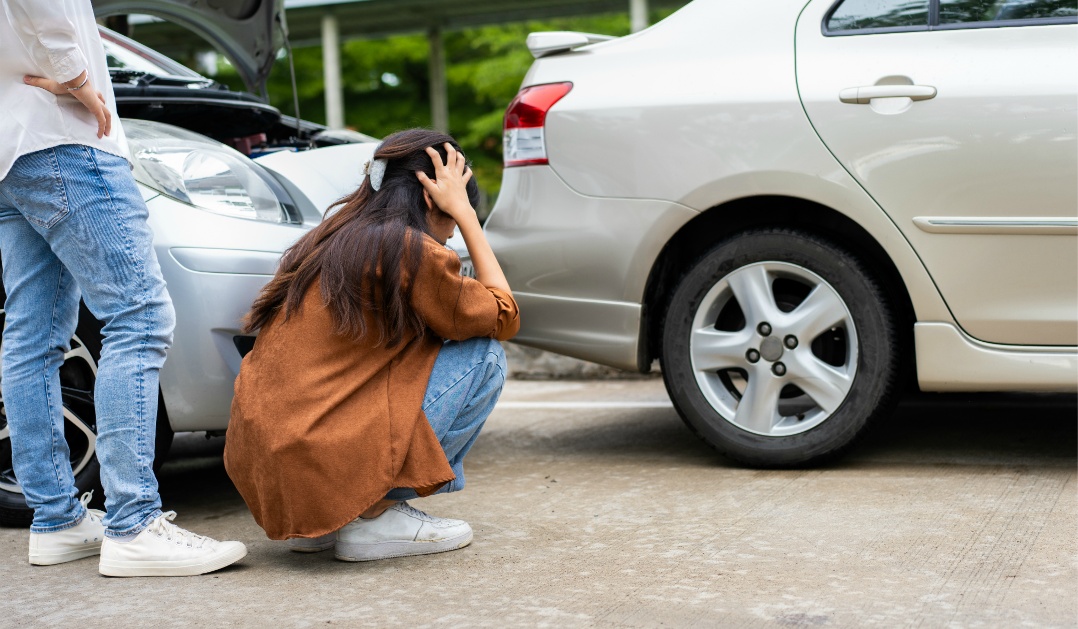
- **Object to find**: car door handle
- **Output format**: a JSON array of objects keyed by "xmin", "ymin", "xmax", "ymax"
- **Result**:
[{"xmin": 839, "ymin": 85, "xmax": 937, "ymax": 104}]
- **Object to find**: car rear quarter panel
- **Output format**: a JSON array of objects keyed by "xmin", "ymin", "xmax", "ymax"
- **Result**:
[{"xmin": 510, "ymin": 0, "xmax": 951, "ymax": 323}]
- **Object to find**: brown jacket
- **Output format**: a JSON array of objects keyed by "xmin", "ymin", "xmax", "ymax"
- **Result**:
[{"xmin": 223, "ymin": 236, "xmax": 519, "ymax": 540}]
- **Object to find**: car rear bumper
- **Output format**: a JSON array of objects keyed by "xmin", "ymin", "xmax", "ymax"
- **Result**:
[
  {"xmin": 485, "ymin": 166, "xmax": 697, "ymax": 372},
  {"xmin": 510, "ymin": 292, "xmax": 644, "ymax": 373}
]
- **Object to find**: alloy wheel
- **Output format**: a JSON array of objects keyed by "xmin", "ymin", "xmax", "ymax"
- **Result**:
[
  {"xmin": 689, "ymin": 261, "xmax": 858, "ymax": 437},
  {"xmin": 0, "ymin": 308, "xmax": 98, "ymax": 495}
]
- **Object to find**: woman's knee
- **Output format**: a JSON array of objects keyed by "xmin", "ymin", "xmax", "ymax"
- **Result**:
[
  {"xmin": 450, "ymin": 337, "xmax": 505, "ymax": 369},
  {"xmin": 476, "ymin": 338, "xmax": 506, "ymax": 385}
]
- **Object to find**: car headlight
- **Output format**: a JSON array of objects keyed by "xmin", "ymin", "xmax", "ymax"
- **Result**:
[{"xmin": 124, "ymin": 119, "xmax": 299, "ymax": 224}]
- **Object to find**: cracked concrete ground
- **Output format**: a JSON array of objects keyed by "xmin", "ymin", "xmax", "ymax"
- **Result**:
[{"xmin": 1, "ymin": 380, "xmax": 1074, "ymax": 628}]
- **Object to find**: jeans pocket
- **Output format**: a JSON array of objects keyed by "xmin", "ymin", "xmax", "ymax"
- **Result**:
[{"xmin": 9, "ymin": 149, "xmax": 70, "ymax": 229}]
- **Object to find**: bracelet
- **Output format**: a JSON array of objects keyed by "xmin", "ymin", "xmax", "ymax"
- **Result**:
[{"xmin": 65, "ymin": 75, "xmax": 89, "ymax": 91}]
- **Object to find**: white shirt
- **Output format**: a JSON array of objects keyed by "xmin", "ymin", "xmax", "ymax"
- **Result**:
[{"xmin": 0, "ymin": 0, "xmax": 128, "ymax": 181}]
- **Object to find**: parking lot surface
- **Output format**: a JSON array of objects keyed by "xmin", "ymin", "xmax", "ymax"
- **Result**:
[{"xmin": 1, "ymin": 379, "xmax": 1074, "ymax": 627}]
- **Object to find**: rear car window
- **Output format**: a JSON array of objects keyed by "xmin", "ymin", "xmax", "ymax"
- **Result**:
[
  {"xmin": 827, "ymin": 0, "xmax": 930, "ymax": 31},
  {"xmin": 826, "ymin": 0, "xmax": 1075, "ymax": 32},
  {"xmin": 939, "ymin": 0, "xmax": 1078, "ymax": 22}
]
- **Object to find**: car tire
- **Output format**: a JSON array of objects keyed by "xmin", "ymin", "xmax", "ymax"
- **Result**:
[
  {"xmin": 661, "ymin": 229, "xmax": 899, "ymax": 467},
  {"xmin": 0, "ymin": 292, "xmax": 173, "ymax": 527}
]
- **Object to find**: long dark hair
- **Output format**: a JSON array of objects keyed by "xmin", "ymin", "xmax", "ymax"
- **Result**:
[{"xmin": 243, "ymin": 128, "xmax": 480, "ymax": 347}]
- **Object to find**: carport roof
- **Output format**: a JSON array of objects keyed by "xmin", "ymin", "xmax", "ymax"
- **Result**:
[
  {"xmin": 283, "ymin": 0, "xmax": 687, "ymax": 43},
  {"xmin": 126, "ymin": 0, "xmax": 690, "ymax": 50}
]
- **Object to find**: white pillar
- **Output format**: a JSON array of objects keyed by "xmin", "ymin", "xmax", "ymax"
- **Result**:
[
  {"xmin": 630, "ymin": 0, "xmax": 649, "ymax": 32},
  {"xmin": 322, "ymin": 13, "xmax": 345, "ymax": 129},
  {"xmin": 428, "ymin": 26, "xmax": 449, "ymax": 133}
]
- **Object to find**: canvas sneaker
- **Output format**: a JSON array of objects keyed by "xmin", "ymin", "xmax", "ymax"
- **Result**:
[
  {"xmin": 98, "ymin": 511, "xmax": 247, "ymax": 577},
  {"xmin": 29, "ymin": 492, "xmax": 105, "ymax": 565},
  {"xmin": 287, "ymin": 532, "xmax": 336, "ymax": 553},
  {"xmin": 335, "ymin": 501, "xmax": 472, "ymax": 562}
]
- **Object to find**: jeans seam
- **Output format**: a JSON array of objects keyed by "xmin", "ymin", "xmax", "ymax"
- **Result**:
[
  {"xmin": 44, "ymin": 260, "xmax": 68, "ymax": 501},
  {"xmin": 423, "ymin": 347, "xmax": 502, "ymax": 408},
  {"xmin": 29, "ymin": 150, "xmax": 70, "ymax": 229},
  {"xmin": 424, "ymin": 363, "xmax": 478, "ymax": 410}
]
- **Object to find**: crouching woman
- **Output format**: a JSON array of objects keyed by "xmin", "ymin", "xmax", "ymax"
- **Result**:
[{"xmin": 224, "ymin": 129, "xmax": 519, "ymax": 562}]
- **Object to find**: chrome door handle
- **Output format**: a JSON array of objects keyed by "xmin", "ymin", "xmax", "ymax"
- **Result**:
[{"xmin": 839, "ymin": 85, "xmax": 937, "ymax": 104}]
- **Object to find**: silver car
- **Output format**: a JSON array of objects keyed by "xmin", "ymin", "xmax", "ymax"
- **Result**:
[
  {"xmin": 486, "ymin": 0, "xmax": 1078, "ymax": 466},
  {"xmin": 0, "ymin": 1, "xmax": 380, "ymax": 523}
]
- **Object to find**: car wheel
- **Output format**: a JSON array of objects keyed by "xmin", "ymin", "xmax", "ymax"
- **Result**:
[
  {"xmin": 661, "ymin": 229, "xmax": 899, "ymax": 467},
  {"xmin": 0, "ymin": 300, "xmax": 174, "ymax": 527}
]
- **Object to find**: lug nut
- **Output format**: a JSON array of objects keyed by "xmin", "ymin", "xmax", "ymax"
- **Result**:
[
  {"xmin": 772, "ymin": 362, "xmax": 786, "ymax": 376},
  {"xmin": 758, "ymin": 322, "xmax": 772, "ymax": 336},
  {"xmin": 784, "ymin": 335, "xmax": 798, "ymax": 349},
  {"xmin": 746, "ymin": 349, "xmax": 760, "ymax": 363}
]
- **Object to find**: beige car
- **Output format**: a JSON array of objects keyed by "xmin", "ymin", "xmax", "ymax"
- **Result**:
[{"xmin": 485, "ymin": 0, "xmax": 1078, "ymax": 466}]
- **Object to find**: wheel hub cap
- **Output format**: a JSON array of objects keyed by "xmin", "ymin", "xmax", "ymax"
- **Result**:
[{"xmin": 759, "ymin": 336, "xmax": 784, "ymax": 362}]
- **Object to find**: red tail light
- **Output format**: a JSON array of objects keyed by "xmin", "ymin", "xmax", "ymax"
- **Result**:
[{"xmin": 503, "ymin": 82, "xmax": 573, "ymax": 167}]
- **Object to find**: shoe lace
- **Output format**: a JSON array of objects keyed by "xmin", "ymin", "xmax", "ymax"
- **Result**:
[
  {"xmin": 147, "ymin": 511, "xmax": 212, "ymax": 549},
  {"xmin": 79, "ymin": 491, "xmax": 104, "ymax": 524},
  {"xmin": 394, "ymin": 501, "xmax": 437, "ymax": 523}
]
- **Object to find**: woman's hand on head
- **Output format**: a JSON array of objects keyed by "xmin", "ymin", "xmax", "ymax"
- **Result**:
[
  {"xmin": 417, "ymin": 144, "xmax": 511, "ymax": 295},
  {"xmin": 415, "ymin": 144, "xmax": 477, "ymax": 227}
]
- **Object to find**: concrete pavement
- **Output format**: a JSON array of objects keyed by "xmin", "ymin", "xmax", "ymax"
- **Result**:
[{"xmin": 0, "ymin": 379, "xmax": 1074, "ymax": 627}]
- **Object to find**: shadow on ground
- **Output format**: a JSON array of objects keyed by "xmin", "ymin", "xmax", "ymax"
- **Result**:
[{"xmin": 157, "ymin": 392, "xmax": 1077, "ymax": 513}]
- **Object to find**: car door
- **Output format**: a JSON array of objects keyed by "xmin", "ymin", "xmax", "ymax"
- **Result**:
[{"xmin": 795, "ymin": 0, "xmax": 1078, "ymax": 346}]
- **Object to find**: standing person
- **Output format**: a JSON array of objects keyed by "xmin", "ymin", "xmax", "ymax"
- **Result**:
[
  {"xmin": 0, "ymin": 0, "xmax": 246, "ymax": 576},
  {"xmin": 225, "ymin": 129, "xmax": 519, "ymax": 562}
]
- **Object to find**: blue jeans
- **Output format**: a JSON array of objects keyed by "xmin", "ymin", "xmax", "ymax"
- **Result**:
[
  {"xmin": 0, "ymin": 145, "xmax": 174, "ymax": 538},
  {"xmin": 385, "ymin": 337, "xmax": 507, "ymax": 501}
]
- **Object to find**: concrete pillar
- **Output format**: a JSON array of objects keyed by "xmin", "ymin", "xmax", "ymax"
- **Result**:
[
  {"xmin": 428, "ymin": 26, "xmax": 449, "ymax": 133},
  {"xmin": 321, "ymin": 13, "xmax": 345, "ymax": 129},
  {"xmin": 630, "ymin": 0, "xmax": 649, "ymax": 32}
]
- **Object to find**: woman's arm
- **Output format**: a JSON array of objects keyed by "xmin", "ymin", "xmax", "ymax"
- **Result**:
[
  {"xmin": 416, "ymin": 144, "xmax": 511, "ymax": 295},
  {"xmin": 409, "ymin": 240, "xmax": 520, "ymax": 342}
]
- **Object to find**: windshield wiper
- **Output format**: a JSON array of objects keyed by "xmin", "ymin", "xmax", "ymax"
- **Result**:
[
  {"xmin": 109, "ymin": 70, "xmax": 158, "ymax": 86},
  {"xmin": 109, "ymin": 70, "xmax": 214, "ymax": 89}
]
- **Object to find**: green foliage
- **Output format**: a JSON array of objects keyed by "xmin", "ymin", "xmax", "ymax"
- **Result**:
[{"xmin": 214, "ymin": 10, "xmax": 677, "ymax": 212}]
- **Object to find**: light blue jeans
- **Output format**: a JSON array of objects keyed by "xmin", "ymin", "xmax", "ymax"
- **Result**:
[
  {"xmin": 0, "ymin": 145, "xmax": 174, "ymax": 538},
  {"xmin": 384, "ymin": 337, "xmax": 507, "ymax": 501}
]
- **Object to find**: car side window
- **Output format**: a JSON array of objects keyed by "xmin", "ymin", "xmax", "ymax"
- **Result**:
[
  {"xmin": 827, "ymin": 0, "xmax": 930, "ymax": 32},
  {"xmin": 939, "ymin": 0, "xmax": 1078, "ymax": 23}
]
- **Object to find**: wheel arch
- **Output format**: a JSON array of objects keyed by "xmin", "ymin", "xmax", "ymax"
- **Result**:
[{"xmin": 640, "ymin": 195, "xmax": 917, "ymax": 378}]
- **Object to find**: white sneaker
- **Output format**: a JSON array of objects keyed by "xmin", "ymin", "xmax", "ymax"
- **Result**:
[
  {"xmin": 29, "ymin": 492, "xmax": 105, "ymax": 566},
  {"xmin": 287, "ymin": 532, "xmax": 336, "ymax": 553},
  {"xmin": 98, "ymin": 511, "xmax": 247, "ymax": 577},
  {"xmin": 335, "ymin": 501, "xmax": 473, "ymax": 562}
]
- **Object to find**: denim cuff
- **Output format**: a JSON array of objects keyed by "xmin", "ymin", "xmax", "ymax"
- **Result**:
[
  {"xmin": 105, "ymin": 508, "xmax": 163, "ymax": 541},
  {"xmin": 28, "ymin": 505, "xmax": 88, "ymax": 534}
]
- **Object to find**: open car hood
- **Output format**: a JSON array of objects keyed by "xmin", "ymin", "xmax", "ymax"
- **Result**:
[{"xmin": 91, "ymin": 0, "xmax": 283, "ymax": 98}]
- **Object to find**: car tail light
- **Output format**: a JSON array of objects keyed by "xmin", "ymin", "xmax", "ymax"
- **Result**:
[{"xmin": 503, "ymin": 82, "xmax": 573, "ymax": 167}]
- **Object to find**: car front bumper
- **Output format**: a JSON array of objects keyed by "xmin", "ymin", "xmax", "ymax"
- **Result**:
[{"xmin": 144, "ymin": 188, "xmax": 310, "ymax": 432}]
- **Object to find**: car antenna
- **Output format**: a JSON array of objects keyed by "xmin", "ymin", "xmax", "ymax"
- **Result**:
[{"xmin": 277, "ymin": 11, "xmax": 305, "ymax": 145}]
